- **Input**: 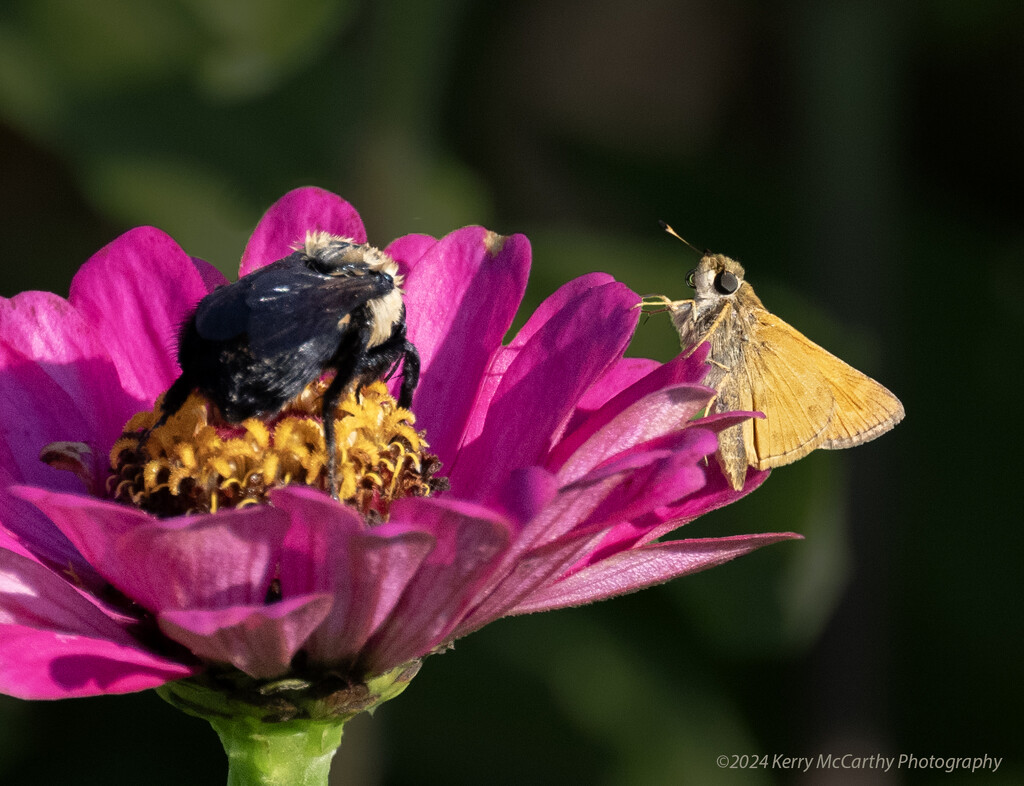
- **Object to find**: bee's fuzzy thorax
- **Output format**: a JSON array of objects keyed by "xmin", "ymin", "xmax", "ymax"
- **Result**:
[
  {"xmin": 302, "ymin": 231, "xmax": 403, "ymax": 284},
  {"xmin": 368, "ymin": 292, "xmax": 405, "ymax": 348}
]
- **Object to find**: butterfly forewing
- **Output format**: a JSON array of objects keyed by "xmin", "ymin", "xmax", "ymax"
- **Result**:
[
  {"xmin": 818, "ymin": 360, "xmax": 905, "ymax": 449},
  {"xmin": 742, "ymin": 311, "xmax": 839, "ymax": 469}
]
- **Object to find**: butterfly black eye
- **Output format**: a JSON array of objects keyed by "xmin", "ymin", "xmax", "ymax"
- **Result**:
[
  {"xmin": 715, "ymin": 271, "xmax": 739, "ymax": 294},
  {"xmin": 685, "ymin": 269, "xmax": 696, "ymax": 289}
]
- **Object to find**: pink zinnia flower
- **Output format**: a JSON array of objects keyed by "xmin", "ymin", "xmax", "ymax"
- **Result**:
[{"xmin": 0, "ymin": 187, "xmax": 797, "ymax": 779}]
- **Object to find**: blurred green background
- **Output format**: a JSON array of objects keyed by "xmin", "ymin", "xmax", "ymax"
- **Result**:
[{"xmin": 0, "ymin": 1, "xmax": 1021, "ymax": 784}]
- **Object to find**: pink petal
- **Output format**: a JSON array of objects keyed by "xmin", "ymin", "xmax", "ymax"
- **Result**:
[
  {"xmin": 633, "ymin": 465, "xmax": 773, "ymax": 544},
  {"xmin": 0, "ymin": 517, "xmax": 36, "ymax": 562},
  {"xmin": 0, "ymin": 547, "xmax": 140, "ymax": 642},
  {"xmin": 401, "ymin": 228, "xmax": 530, "ymax": 466},
  {"xmin": 449, "ymin": 279, "xmax": 641, "ymax": 502},
  {"xmin": 511, "ymin": 272, "xmax": 617, "ymax": 347},
  {"xmin": 457, "ymin": 275, "xmax": 623, "ymax": 458},
  {"xmin": 0, "ymin": 291, "xmax": 140, "ymax": 448},
  {"xmin": 454, "ymin": 526, "xmax": 608, "ymax": 637},
  {"xmin": 0, "ymin": 480, "xmax": 101, "ymax": 586},
  {"xmin": 450, "ymin": 273, "xmax": 617, "ymax": 461},
  {"xmin": 552, "ymin": 383, "xmax": 715, "ymax": 483},
  {"xmin": 509, "ymin": 533, "xmax": 803, "ymax": 614},
  {"xmin": 453, "ymin": 463, "xmax": 656, "ymax": 633},
  {"xmin": 189, "ymin": 256, "xmax": 230, "ymax": 291},
  {"xmin": 560, "ymin": 357, "xmax": 660, "ymax": 436},
  {"xmin": 306, "ymin": 529, "xmax": 437, "ymax": 664},
  {"xmin": 384, "ymin": 233, "xmax": 437, "ymax": 268},
  {"xmin": 0, "ymin": 622, "xmax": 197, "ymax": 699},
  {"xmin": 557, "ymin": 345, "xmax": 711, "ymax": 455},
  {"xmin": 68, "ymin": 227, "xmax": 216, "ymax": 403},
  {"xmin": 0, "ymin": 340, "xmax": 101, "ymax": 490},
  {"xmin": 490, "ymin": 466, "xmax": 560, "ymax": 530},
  {"xmin": 574, "ymin": 449, "xmax": 711, "ymax": 531},
  {"xmin": 273, "ymin": 487, "xmax": 436, "ymax": 664},
  {"xmin": 495, "ymin": 461, "xmax": 641, "ymax": 559},
  {"xmin": 158, "ymin": 593, "xmax": 334, "ymax": 679},
  {"xmin": 239, "ymin": 187, "xmax": 366, "ymax": 276},
  {"xmin": 0, "ymin": 548, "xmax": 196, "ymax": 698},
  {"xmin": 577, "ymin": 357, "xmax": 661, "ymax": 411},
  {"xmin": 16, "ymin": 489, "xmax": 289, "ymax": 612},
  {"xmin": 460, "ymin": 442, "xmax": 719, "ymax": 634},
  {"xmin": 361, "ymin": 497, "xmax": 510, "ymax": 673},
  {"xmin": 569, "ymin": 428, "xmax": 740, "ymax": 561},
  {"xmin": 275, "ymin": 487, "xmax": 366, "ymax": 597}
]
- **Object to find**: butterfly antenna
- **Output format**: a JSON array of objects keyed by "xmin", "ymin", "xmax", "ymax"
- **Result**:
[{"xmin": 658, "ymin": 220, "xmax": 705, "ymax": 256}]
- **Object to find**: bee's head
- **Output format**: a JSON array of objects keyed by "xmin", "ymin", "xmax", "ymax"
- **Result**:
[
  {"xmin": 302, "ymin": 231, "xmax": 406, "ymax": 348},
  {"xmin": 689, "ymin": 253, "xmax": 745, "ymax": 302}
]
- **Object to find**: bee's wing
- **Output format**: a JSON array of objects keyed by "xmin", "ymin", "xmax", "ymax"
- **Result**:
[
  {"xmin": 245, "ymin": 266, "xmax": 393, "ymax": 357},
  {"xmin": 193, "ymin": 257, "xmax": 305, "ymax": 341},
  {"xmin": 193, "ymin": 254, "xmax": 393, "ymax": 358},
  {"xmin": 742, "ymin": 309, "xmax": 903, "ymax": 469}
]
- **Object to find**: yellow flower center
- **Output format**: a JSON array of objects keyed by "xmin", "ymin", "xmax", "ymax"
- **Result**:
[{"xmin": 105, "ymin": 379, "xmax": 446, "ymax": 518}]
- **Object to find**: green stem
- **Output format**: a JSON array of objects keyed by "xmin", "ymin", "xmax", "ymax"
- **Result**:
[{"xmin": 209, "ymin": 715, "xmax": 346, "ymax": 786}]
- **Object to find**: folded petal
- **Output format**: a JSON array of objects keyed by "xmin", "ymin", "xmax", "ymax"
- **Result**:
[
  {"xmin": 273, "ymin": 487, "xmax": 436, "ymax": 664},
  {"xmin": 362, "ymin": 498, "xmax": 510, "ymax": 673},
  {"xmin": 453, "ymin": 462, "xmax": 660, "ymax": 634},
  {"xmin": 552, "ymin": 383, "xmax": 715, "ymax": 483},
  {"xmin": 0, "ymin": 480, "xmax": 101, "ymax": 586},
  {"xmin": 631, "ymin": 464, "xmax": 772, "ymax": 544},
  {"xmin": 509, "ymin": 533, "xmax": 803, "ymax": 614},
  {"xmin": 158, "ymin": 593, "xmax": 334, "ymax": 679},
  {"xmin": 240, "ymin": 187, "xmax": 366, "ymax": 276},
  {"xmin": 459, "ymin": 442, "xmax": 727, "ymax": 633},
  {"xmin": 454, "ymin": 526, "xmax": 607, "ymax": 637},
  {"xmin": 560, "ymin": 356, "xmax": 660, "ymax": 435},
  {"xmin": 0, "ymin": 548, "xmax": 139, "ymax": 641},
  {"xmin": 16, "ymin": 489, "xmax": 289, "ymax": 612},
  {"xmin": 574, "ymin": 448, "xmax": 711, "ymax": 531}
]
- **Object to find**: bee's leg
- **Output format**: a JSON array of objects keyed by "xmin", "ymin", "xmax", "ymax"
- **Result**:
[
  {"xmin": 320, "ymin": 373, "xmax": 347, "ymax": 500},
  {"xmin": 136, "ymin": 374, "xmax": 193, "ymax": 454},
  {"xmin": 397, "ymin": 340, "xmax": 419, "ymax": 409},
  {"xmin": 322, "ymin": 331, "xmax": 369, "ymax": 499},
  {"xmin": 356, "ymin": 330, "xmax": 420, "ymax": 410}
]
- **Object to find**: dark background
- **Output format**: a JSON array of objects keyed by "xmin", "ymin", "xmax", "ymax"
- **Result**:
[{"xmin": 0, "ymin": 1, "xmax": 1020, "ymax": 784}]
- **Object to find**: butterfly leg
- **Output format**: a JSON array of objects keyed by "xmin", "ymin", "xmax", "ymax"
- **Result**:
[{"xmin": 638, "ymin": 294, "xmax": 683, "ymax": 311}]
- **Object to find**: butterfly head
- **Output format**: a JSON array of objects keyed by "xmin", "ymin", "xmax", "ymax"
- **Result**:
[{"xmin": 687, "ymin": 253, "xmax": 746, "ymax": 303}]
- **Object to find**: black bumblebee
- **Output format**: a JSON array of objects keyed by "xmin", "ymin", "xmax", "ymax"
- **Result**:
[{"xmin": 156, "ymin": 232, "xmax": 420, "ymax": 496}]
